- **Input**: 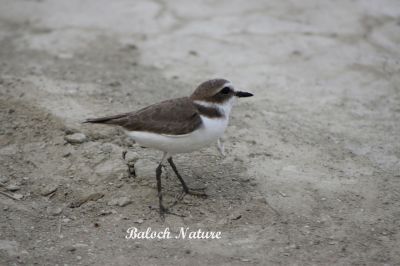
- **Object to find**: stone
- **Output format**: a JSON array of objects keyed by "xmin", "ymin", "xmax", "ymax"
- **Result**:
[
  {"xmin": 108, "ymin": 81, "xmax": 121, "ymax": 87},
  {"xmin": 40, "ymin": 183, "xmax": 58, "ymax": 196},
  {"xmin": 99, "ymin": 210, "xmax": 113, "ymax": 216},
  {"xmin": 69, "ymin": 192, "xmax": 104, "ymax": 208},
  {"xmin": 95, "ymin": 159, "xmax": 127, "ymax": 178},
  {"xmin": 64, "ymin": 246, "xmax": 76, "ymax": 252},
  {"xmin": 0, "ymin": 144, "xmax": 18, "ymax": 156},
  {"xmin": 134, "ymin": 158, "xmax": 156, "ymax": 178},
  {"xmin": 0, "ymin": 175, "xmax": 9, "ymax": 184},
  {"xmin": 13, "ymin": 194, "xmax": 24, "ymax": 200},
  {"xmin": 229, "ymin": 213, "xmax": 242, "ymax": 220},
  {"xmin": 134, "ymin": 218, "xmax": 144, "ymax": 224},
  {"xmin": 47, "ymin": 206, "xmax": 63, "ymax": 216},
  {"xmin": 124, "ymin": 151, "xmax": 139, "ymax": 162},
  {"xmin": 73, "ymin": 243, "xmax": 88, "ymax": 248},
  {"xmin": 108, "ymin": 196, "xmax": 132, "ymax": 207},
  {"xmin": 64, "ymin": 133, "xmax": 87, "ymax": 144},
  {"xmin": 6, "ymin": 184, "xmax": 20, "ymax": 191}
]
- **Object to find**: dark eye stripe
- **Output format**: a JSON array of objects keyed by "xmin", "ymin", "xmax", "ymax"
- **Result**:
[{"xmin": 220, "ymin": 87, "xmax": 231, "ymax": 94}]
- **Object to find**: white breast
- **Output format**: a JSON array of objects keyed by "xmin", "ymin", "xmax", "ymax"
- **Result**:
[
  {"xmin": 126, "ymin": 98, "xmax": 235, "ymax": 154},
  {"xmin": 126, "ymin": 115, "xmax": 228, "ymax": 155}
]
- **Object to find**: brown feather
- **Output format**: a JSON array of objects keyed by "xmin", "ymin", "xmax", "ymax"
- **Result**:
[{"xmin": 84, "ymin": 97, "xmax": 203, "ymax": 135}]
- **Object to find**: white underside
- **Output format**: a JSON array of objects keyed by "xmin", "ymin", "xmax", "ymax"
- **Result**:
[
  {"xmin": 126, "ymin": 115, "xmax": 228, "ymax": 154},
  {"xmin": 126, "ymin": 98, "xmax": 235, "ymax": 155}
]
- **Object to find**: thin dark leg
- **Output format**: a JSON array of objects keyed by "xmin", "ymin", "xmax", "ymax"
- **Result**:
[
  {"xmin": 156, "ymin": 163, "xmax": 166, "ymax": 218},
  {"xmin": 167, "ymin": 157, "xmax": 207, "ymax": 197},
  {"xmin": 167, "ymin": 157, "xmax": 189, "ymax": 192},
  {"xmin": 155, "ymin": 153, "xmax": 186, "ymax": 219}
]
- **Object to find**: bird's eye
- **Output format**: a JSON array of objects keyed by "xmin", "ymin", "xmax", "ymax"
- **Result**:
[{"xmin": 220, "ymin": 87, "xmax": 231, "ymax": 94}]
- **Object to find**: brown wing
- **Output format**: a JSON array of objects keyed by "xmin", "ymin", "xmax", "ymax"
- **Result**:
[{"xmin": 84, "ymin": 97, "xmax": 202, "ymax": 135}]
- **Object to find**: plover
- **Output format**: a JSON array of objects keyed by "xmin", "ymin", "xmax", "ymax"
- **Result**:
[{"xmin": 85, "ymin": 79, "xmax": 253, "ymax": 217}]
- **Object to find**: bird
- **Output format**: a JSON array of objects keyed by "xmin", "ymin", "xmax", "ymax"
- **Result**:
[{"xmin": 84, "ymin": 78, "xmax": 253, "ymax": 217}]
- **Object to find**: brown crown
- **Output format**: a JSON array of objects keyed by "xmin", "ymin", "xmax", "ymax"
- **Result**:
[{"xmin": 190, "ymin": 78, "xmax": 232, "ymax": 103}]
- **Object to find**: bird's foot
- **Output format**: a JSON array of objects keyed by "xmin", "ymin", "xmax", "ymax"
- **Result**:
[
  {"xmin": 159, "ymin": 204, "xmax": 185, "ymax": 220},
  {"xmin": 181, "ymin": 186, "xmax": 207, "ymax": 198},
  {"xmin": 217, "ymin": 138, "xmax": 226, "ymax": 157}
]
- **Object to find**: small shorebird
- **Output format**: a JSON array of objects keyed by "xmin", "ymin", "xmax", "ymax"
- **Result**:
[{"xmin": 85, "ymin": 79, "xmax": 253, "ymax": 217}]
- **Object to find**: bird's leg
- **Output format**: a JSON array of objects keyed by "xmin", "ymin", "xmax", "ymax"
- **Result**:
[
  {"xmin": 155, "ymin": 163, "xmax": 166, "ymax": 218},
  {"xmin": 156, "ymin": 152, "xmax": 169, "ymax": 218},
  {"xmin": 217, "ymin": 138, "xmax": 225, "ymax": 157},
  {"xmin": 167, "ymin": 157, "xmax": 207, "ymax": 197},
  {"xmin": 156, "ymin": 152, "xmax": 185, "ymax": 219}
]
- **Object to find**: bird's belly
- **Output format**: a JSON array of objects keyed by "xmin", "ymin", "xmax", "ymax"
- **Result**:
[{"xmin": 126, "ymin": 116, "xmax": 228, "ymax": 154}]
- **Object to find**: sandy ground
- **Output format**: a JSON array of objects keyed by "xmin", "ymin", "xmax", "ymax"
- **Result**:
[{"xmin": 1, "ymin": 0, "xmax": 400, "ymax": 265}]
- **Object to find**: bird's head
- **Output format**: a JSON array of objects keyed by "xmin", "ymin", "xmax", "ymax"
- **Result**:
[{"xmin": 190, "ymin": 79, "xmax": 253, "ymax": 116}]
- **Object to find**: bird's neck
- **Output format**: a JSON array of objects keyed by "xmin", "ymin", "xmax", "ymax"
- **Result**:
[{"xmin": 193, "ymin": 98, "xmax": 235, "ymax": 119}]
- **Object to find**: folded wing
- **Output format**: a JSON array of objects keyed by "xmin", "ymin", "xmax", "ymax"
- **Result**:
[{"xmin": 84, "ymin": 97, "xmax": 202, "ymax": 135}]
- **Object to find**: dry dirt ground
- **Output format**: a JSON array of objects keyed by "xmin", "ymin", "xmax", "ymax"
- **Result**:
[{"xmin": 1, "ymin": 0, "xmax": 400, "ymax": 265}]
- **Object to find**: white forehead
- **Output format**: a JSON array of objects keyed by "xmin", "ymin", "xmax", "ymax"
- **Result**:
[{"xmin": 222, "ymin": 82, "xmax": 234, "ymax": 89}]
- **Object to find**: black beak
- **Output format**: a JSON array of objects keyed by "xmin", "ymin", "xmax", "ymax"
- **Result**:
[{"xmin": 235, "ymin": 91, "xmax": 253, "ymax": 98}]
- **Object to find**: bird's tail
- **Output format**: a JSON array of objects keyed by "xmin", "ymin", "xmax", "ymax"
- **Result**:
[{"xmin": 83, "ymin": 113, "xmax": 128, "ymax": 125}]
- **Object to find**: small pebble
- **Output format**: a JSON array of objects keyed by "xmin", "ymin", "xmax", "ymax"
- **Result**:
[
  {"xmin": 230, "ymin": 214, "xmax": 242, "ymax": 220},
  {"xmin": 6, "ymin": 184, "xmax": 20, "ymax": 191},
  {"xmin": 66, "ymin": 246, "xmax": 76, "ymax": 252},
  {"xmin": 124, "ymin": 151, "xmax": 139, "ymax": 162},
  {"xmin": 134, "ymin": 219, "xmax": 144, "ymax": 224},
  {"xmin": 40, "ymin": 183, "xmax": 58, "ymax": 196},
  {"xmin": 47, "ymin": 206, "xmax": 63, "ymax": 216},
  {"xmin": 108, "ymin": 81, "xmax": 121, "ymax": 87},
  {"xmin": 13, "ymin": 193, "xmax": 24, "ymax": 200},
  {"xmin": 74, "ymin": 243, "xmax": 88, "ymax": 248},
  {"xmin": 0, "ymin": 175, "xmax": 9, "ymax": 184},
  {"xmin": 108, "ymin": 196, "xmax": 132, "ymax": 207},
  {"xmin": 64, "ymin": 133, "xmax": 87, "ymax": 144},
  {"xmin": 99, "ymin": 210, "xmax": 112, "ymax": 216},
  {"xmin": 125, "ymin": 44, "xmax": 138, "ymax": 50}
]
